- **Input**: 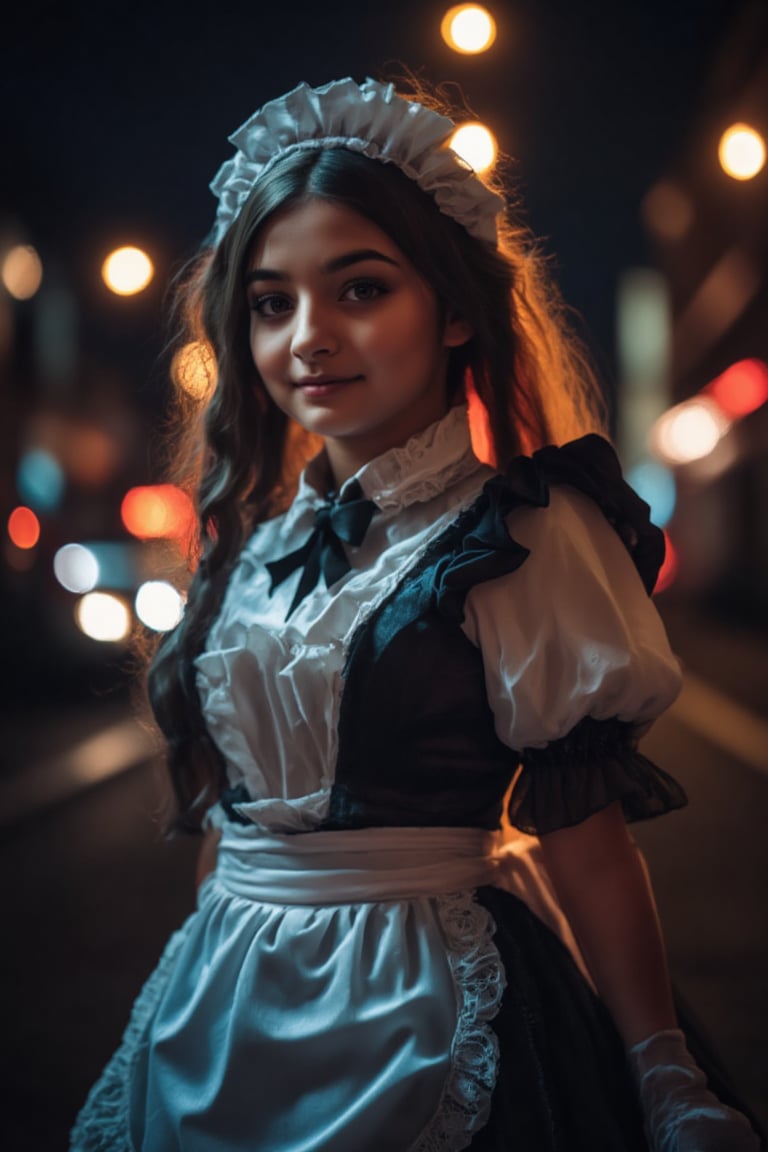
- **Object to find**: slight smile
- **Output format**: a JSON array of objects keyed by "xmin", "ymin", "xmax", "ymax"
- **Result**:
[
  {"xmin": 295, "ymin": 374, "xmax": 364, "ymax": 386},
  {"xmin": 294, "ymin": 375, "xmax": 364, "ymax": 395}
]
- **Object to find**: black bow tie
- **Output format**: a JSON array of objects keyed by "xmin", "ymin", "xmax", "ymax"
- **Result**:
[{"xmin": 266, "ymin": 479, "xmax": 378, "ymax": 618}]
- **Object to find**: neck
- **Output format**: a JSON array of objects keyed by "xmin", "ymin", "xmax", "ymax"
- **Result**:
[
  {"xmin": 323, "ymin": 443, "xmax": 367, "ymax": 490},
  {"xmin": 322, "ymin": 402, "xmax": 452, "ymax": 489}
]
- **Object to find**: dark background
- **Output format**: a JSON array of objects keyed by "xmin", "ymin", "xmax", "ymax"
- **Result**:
[
  {"xmin": 5, "ymin": 0, "xmax": 764, "ymax": 695},
  {"xmin": 2, "ymin": 0, "xmax": 744, "ymax": 401},
  {"xmin": 2, "ymin": 3, "xmax": 768, "ymax": 1149}
]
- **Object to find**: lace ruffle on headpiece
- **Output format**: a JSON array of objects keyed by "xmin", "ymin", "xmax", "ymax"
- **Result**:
[{"xmin": 210, "ymin": 77, "xmax": 504, "ymax": 247}]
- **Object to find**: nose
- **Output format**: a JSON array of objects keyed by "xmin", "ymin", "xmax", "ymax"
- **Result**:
[{"xmin": 290, "ymin": 298, "xmax": 339, "ymax": 362}]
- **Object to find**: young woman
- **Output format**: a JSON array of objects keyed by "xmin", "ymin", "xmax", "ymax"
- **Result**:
[{"xmin": 71, "ymin": 76, "xmax": 761, "ymax": 1151}]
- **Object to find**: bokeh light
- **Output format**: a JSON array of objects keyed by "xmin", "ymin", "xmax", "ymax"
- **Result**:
[
  {"xmin": 121, "ymin": 484, "xmax": 195, "ymax": 541},
  {"xmin": 651, "ymin": 397, "xmax": 731, "ymax": 466},
  {"xmin": 642, "ymin": 180, "xmax": 694, "ymax": 241},
  {"xmin": 102, "ymin": 246, "xmax": 154, "ymax": 296},
  {"xmin": 17, "ymin": 448, "xmax": 65, "ymax": 512},
  {"xmin": 75, "ymin": 592, "xmax": 131, "ymax": 642},
  {"xmin": 707, "ymin": 358, "xmax": 768, "ymax": 418},
  {"xmin": 8, "ymin": 506, "xmax": 40, "ymax": 549},
  {"xmin": 53, "ymin": 543, "xmax": 100, "ymax": 594},
  {"xmin": 441, "ymin": 5, "xmax": 497, "ymax": 54},
  {"xmin": 172, "ymin": 340, "xmax": 217, "ymax": 400},
  {"xmin": 626, "ymin": 459, "xmax": 676, "ymax": 529},
  {"xmin": 450, "ymin": 123, "xmax": 497, "ymax": 173},
  {"xmin": 65, "ymin": 422, "xmax": 123, "ymax": 487},
  {"xmin": 1, "ymin": 244, "xmax": 43, "ymax": 300},
  {"xmin": 135, "ymin": 580, "xmax": 185, "ymax": 632},
  {"xmin": 655, "ymin": 532, "xmax": 678, "ymax": 594},
  {"xmin": 718, "ymin": 123, "xmax": 766, "ymax": 181}
]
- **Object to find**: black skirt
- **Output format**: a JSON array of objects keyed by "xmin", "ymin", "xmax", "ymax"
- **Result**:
[{"xmin": 470, "ymin": 887, "xmax": 767, "ymax": 1152}]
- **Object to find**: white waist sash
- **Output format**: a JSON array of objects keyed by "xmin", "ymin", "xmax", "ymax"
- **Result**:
[
  {"xmin": 215, "ymin": 821, "xmax": 593, "ymax": 986},
  {"xmin": 216, "ymin": 824, "xmax": 502, "ymax": 904}
]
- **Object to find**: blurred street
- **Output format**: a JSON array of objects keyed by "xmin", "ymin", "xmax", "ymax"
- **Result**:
[
  {"xmin": 0, "ymin": 594, "xmax": 765, "ymax": 1151},
  {"xmin": 2, "ymin": 1, "xmax": 767, "ymax": 1149}
]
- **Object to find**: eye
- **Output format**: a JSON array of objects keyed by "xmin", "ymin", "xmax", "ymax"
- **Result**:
[
  {"xmin": 341, "ymin": 279, "xmax": 389, "ymax": 303},
  {"xmin": 250, "ymin": 293, "xmax": 293, "ymax": 318}
]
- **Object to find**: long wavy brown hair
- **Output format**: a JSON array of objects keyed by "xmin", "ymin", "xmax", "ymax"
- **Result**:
[{"xmin": 146, "ymin": 77, "xmax": 608, "ymax": 832}]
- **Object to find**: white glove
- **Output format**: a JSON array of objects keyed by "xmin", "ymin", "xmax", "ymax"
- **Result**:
[{"xmin": 628, "ymin": 1028, "xmax": 759, "ymax": 1151}]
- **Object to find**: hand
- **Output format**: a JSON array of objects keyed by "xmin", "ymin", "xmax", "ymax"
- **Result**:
[{"xmin": 628, "ymin": 1028, "xmax": 759, "ymax": 1151}]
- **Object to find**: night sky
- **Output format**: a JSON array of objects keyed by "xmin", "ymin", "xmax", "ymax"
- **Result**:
[{"xmin": 3, "ymin": 0, "xmax": 741, "ymax": 396}]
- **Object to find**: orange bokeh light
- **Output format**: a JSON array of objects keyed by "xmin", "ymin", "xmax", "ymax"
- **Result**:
[
  {"xmin": 121, "ymin": 485, "xmax": 195, "ymax": 541},
  {"xmin": 707, "ymin": 358, "xmax": 768, "ymax": 419},
  {"xmin": 8, "ymin": 505, "xmax": 41, "ymax": 549},
  {"xmin": 655, "ymin": 532, "xmax": 678, "ymax": 594}
]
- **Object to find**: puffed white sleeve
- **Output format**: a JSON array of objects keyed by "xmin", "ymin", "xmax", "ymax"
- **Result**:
[{"xmin": 461, "ymin": 485, "xmax": 687, "ymax": 834}]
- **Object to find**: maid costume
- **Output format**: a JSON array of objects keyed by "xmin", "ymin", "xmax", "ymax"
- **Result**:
[{"xmin": 71, "ymin": 405, "xmax": 690, "ymax": 1151}]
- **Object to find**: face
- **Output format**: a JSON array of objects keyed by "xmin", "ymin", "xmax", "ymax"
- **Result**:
[{"xmin": 245, "ymin": 198, "xmax": 471, "ymax": 484}]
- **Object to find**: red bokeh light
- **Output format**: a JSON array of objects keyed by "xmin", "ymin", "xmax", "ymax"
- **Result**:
[
  {"xmin": 706, "ymin": 359, "xmax": 768, "ymax": 419},
  {"xmin": 7, "ymin": 505, "xmax": 40, "ymax": 549},
  {"xmin": 121, "ymin": 485, "xmax": 195, "ymax": 541},
  {"xmin": 655, "ymin": 531, "xmax": 678, "ymax": 594}
]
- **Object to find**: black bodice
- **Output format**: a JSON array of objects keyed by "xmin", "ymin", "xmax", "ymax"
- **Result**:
[{"xmin": 322, "ymin": 435, "xmax": 686, "ymax": 835}]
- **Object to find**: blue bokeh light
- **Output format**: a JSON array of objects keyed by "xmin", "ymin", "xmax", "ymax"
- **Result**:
[
  {"xmin": 17, "ymin": 449, "xmax": 65, "ymax": 512},
  {"xmin": 627, "ymin": 459, "xmax": 677, "ymax": 529}
]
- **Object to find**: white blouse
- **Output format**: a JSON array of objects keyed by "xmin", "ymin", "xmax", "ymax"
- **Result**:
[{"xmin": 195, "ymin": 404, "xmax": 682, "ymax": 833}]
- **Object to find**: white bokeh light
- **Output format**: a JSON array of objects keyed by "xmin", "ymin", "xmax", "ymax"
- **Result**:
[
  {"xmin": 75, "ymin": 592, "xmax": 131, "ymax": 642},
  {"xmin": 442, "ymin": 5, "xmax": 497, "ymax": 54},
  {"xmin": 54, "ymin": 543, "xmax": 100, "ymax": 593},
  {"xmin": 718, "ymin": 124, "xmax": 766, "ymax": 181},
  {"xmin": 135, "ymin": 580, "xmax": 185, "ymax": 632},
  {"xmin": 450, "ymin": 123, "xmax": 497, "ymax": 173},
  {"xmin": 651, "ymin": 397, "xmax": 731, "ymax": 465},
  {"xmin": 102, "ymin": 246, "xmax": 154, "ymax": 296}
]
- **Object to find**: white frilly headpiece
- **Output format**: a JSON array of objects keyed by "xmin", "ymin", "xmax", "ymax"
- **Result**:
[{"xmin": 209, "ymin": 77, "xmax": 505, "ymax": 247}]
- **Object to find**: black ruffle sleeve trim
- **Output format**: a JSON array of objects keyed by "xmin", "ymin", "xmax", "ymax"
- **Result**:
[
  {"xmin": 527, "ymin": 434, "xmax": 665, "ymax": 594},
  {"xmin": 507, "ymin": 716, "xmax": 688, "ymax": 835},
  {"xmin": 433, "ymin": 433, "xmax": 665, "ymax": 623}
]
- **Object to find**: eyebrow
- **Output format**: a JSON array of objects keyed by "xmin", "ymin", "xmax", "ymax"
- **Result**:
[{"xmin": 244, "ymin": 248, "xmax": 401, "ymax": 285}]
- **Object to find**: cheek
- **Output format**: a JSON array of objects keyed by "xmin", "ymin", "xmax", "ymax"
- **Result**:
[
  {"xmin": 391, "ymin": 319, "xmax": 443, "ymax": 370},
  {"xmin": 248, "ymin": 320, "xmax": 261, "ymax": 368},
  {"xmin": 249, "ymin": 328, "xmax": 280, "ymax": 378},
  {"xmin": 364, "ymin": 311, "xmax": 440, "ymax": 368},
  {"xmin": 256, "ymin": 366, "xmax": 291, "ymax": 417}
]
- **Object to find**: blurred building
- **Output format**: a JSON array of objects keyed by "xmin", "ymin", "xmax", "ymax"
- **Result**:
[{"xmin": 641, "ymin": 0, "xmax": 768, "ymax": 626}]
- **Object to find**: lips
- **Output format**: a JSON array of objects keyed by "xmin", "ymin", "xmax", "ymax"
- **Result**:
[{"xmin": 294, "ymin": 374, "xmax": 363, "ymax": 388}]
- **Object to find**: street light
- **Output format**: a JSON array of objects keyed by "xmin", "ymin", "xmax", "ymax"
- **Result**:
[
  {"xmin": 450, "ymin": 123, "xmax": 497, "ymax": 173},
  {"xmin": 102, "ymin": 245, "xmax": 154, "ymax": 295},
  {"xmin": 718, "ymin": 123, "xmax": 766, "ymax": 181},
  {"xmin": 441, "ymin": 5, "xmax": 496, "ymax": 54}
]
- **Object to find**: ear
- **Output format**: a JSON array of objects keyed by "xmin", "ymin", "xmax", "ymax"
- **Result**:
[{"xmin": 442, "ymin": 312, "xmax": 473, "ymax": 349}]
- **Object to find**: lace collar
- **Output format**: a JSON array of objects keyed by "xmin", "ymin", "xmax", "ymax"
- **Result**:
[{"xmin": 292, "ymin": 406, "xmax": 485, "ymax": 523}]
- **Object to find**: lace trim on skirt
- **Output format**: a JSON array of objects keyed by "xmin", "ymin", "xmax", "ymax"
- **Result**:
[
  {"xmin": 413, "ymin": 891, "xmax": 505, "ymax": 1152},
  {"xmin": 68, "ymin": 921, "xmax": 192, "ymax": 1152}
]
